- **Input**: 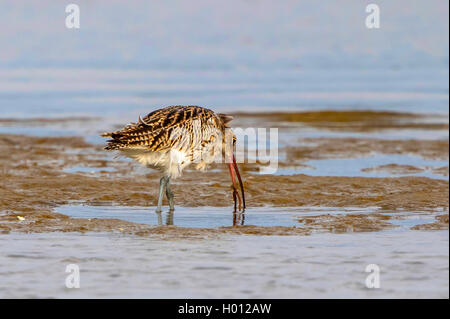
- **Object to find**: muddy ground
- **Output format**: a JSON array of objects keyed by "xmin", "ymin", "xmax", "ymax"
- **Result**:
[
  {"xmin": 234, "ymin": 110, "xmax": 449, "ymax": 131},
  {"xmin": 0, "ymin": 111, "xmax": 448, "ymax": 238}
]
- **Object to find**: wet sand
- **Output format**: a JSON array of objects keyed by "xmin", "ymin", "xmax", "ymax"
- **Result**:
[
  {"xmin": 0, "ymin": 110, "xmax": 448, "ymax": 237},
  {"xmin": 234, "ymin": 111, "xmax": 449, "ymax": 131},
  {"xmin": 362, "ymin": 164, "xmax": 449, "ymax": 177},
  {"xmin": 287, "ymin": 138, "xmax": 448, "ymax": 161},
  {"xmin": 412, "ymin": 214, "xmax": 449, "ymax": 231}
]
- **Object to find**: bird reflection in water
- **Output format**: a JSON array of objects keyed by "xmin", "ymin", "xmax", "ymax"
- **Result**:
[
  {"xmin": 233, "ymin": 210, "xmax": 245, "ymax": 226},
  {"xmin": 155, "ymin": 210, "xmax": 173, "ymax": 226},
  {"xmin": 154, "ymin": 210, "xmax": 245, "ymax": 226}
]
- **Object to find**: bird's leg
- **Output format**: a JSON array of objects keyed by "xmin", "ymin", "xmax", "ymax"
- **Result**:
[
  {"xmin": 155, "ymin": 176, "xmax": 167, "ymax": 213},
  {"xmin": 156, "ymin": 211, "xmax": 163, "ymax": 225},
  {"xmin": 232, "ymin": 209, "xmax": 245, "ymax": 226},
  {"xmin": 166, "ymin": 210, "xmax": 174, "ymax": 225},
  {"xmin": 165, "ymin": 177, "xmax": 175, "ymax": 211},
  {"xmin": 232, "ymin": 187, "xmax": 237, "ymax": 212}
]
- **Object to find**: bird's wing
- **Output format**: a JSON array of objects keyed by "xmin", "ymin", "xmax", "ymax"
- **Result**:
[{"xmin": 101, "ymin": 106, "xmax": 223, "ymax": 151}]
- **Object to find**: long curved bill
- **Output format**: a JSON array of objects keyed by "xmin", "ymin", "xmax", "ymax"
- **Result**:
[{"xmin": 227, "ymin": 154, "xmax": 246, "ymax": 212}]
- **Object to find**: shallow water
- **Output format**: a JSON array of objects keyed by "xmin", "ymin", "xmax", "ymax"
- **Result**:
[
  {"xmin": 57, "ymin": 205, "xmax": 392, "ymax": 228},
  {"xmin": 57, "ymin": 204, "xmax": 439, "ymax": 229},
  {"xmin": 267, "ymin": 154, "xmax": 449, "ymax": 180},
  {"xmin": 297, "ymin": 128, "xmax": 450, "ymax": 141},
  {"xmin": 59, "ymin": 205, "xmax": 298, "ymax": 228},
  {"xmin": 0, "ymin": 229, "xmax": 447, "ymax": 298},
  {"xmin": 63, "ymin": 166, "xmax": 116, "ymax": 174},
  {"xmin": 1, "ymin": 63, "xmax": 448, "ymax": 119}
]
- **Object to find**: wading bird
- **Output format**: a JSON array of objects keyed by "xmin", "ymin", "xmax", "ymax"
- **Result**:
[{"xmin": 101, "ymin": 105, "xmax": 245, "ymax": 215}]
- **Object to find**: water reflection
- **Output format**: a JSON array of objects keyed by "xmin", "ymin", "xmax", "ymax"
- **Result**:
[
  {"xmin": 233, "ymin": 211, "xmax": 245, "ymax": 226},
  {"xmin": 57, "ymin": 205, "xmax": 304, "ymax": 228},
  {"xmin": 155, "ymin": 210, "xmax": 245, "ymax": 226},
  {"xmin": 155, "ymin": 211, "xmax": 173, "ymax": 226}
]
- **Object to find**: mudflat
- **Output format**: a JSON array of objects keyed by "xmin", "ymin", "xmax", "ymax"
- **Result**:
[{"xmin": 0, "ymin": 111, "xmax": 448, "ymax": 238}]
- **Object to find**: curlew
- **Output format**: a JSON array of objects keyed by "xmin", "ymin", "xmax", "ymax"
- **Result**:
[{"xmin": 101, "ymin": 105, "xmax": 245, "ymax": 214}]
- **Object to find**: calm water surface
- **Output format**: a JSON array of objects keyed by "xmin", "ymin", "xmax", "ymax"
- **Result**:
[{"xmin": 0, "ymin": 228, "xmax": 447, "ymax": 298}]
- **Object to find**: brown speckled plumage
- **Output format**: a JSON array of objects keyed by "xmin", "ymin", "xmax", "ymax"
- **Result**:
[{"xmin": 102, "ymin": 105, "xmax": 232, "ymax": 152}]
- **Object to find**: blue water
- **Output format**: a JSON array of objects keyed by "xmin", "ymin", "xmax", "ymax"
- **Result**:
[
  {"xmin": 0, "ymin": 1, "xmax": 447, "ymax": 181},
  {"xmin": 266, "ymin": 154, "xmax": 449, "ymax": 180},
  {"xmin": 56, "ymin": 204, "xmax": 441, "ymax": 230},
  {"xmin": 0, "ymin": 0, "xmax": 448, "ymax": 119},
  {"xmin": 57, "ymin": 205, "xmax": 304, "ymax": 228}
]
